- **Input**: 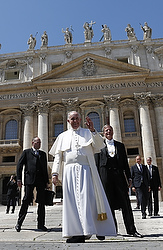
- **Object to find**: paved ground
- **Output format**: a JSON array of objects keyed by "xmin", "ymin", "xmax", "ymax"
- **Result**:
[{"xmin": 0, "ymin": 200, "xmax": 163, "ymax": 249}]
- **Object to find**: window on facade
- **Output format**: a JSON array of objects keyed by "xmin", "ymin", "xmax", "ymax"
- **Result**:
[
  {"xmin": 54, "ymin": 123, "xmax": 63, "ymax": 137},
  {"xmin": 5, "ymin": 119, "xmax": 18, "ymax": 139},
  {"xmin": 87, "ymin": 112, "xmax": 100, "ymax": 132},
  {"xmin": 127, "ymin": 148, "xmax": 139, "ymax": 156},
  {"xmin": 124, "ymin": 118, "xmax": 136, "ymax": 132},
  {"xmin": 5, "ymin": 71, "xmax": 19, "ymax": 80},
  {"xmin": 117, "ymin": 58, "xmax": 128, "ymax": 63},
  {"xmin": 52, "ymin": 64, "xmax": 61, "ymax": 70},
  {"xmin": 2, "ymin": 156, "xmax": 15, "ymax": 162}
]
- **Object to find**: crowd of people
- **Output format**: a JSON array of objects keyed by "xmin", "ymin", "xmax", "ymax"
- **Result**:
[{"xmin": 7, "ymin": 110, "xmax": 161, "ymax": 243}]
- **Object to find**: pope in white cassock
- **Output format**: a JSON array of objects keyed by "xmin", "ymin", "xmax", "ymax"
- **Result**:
[{"xmin": 49, "ymin": 111, "xmax": 116, "ymax": 243}]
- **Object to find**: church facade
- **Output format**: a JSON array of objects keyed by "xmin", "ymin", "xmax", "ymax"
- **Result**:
[{"xmin": 1, "ymin": 30, "xmax": 163, "ymax": 203}]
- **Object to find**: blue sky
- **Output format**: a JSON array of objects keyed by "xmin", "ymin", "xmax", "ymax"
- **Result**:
[{"xmin": 0, "ymin": 0, "xmax": 163, "ymax": 54}]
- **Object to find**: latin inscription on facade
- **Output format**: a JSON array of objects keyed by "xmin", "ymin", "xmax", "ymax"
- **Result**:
[{"xmin": 0, "ymin": 81, "xmax": 163, "ymax": 101}]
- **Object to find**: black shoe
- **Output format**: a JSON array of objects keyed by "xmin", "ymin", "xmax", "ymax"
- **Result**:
[
  {"xmin": 15, "ymin": 224, "xmax": 21, "ymax": 232},
  {"xmin": 134, "ymin": 206, "xmax": 140, "ymax": 209},
  {"xmin": 148, "ymin": 213, "xmax": 152, "ymax": 216},
  {"xmin": 142, "ymin": 214, "xmax": 146, "ymax": 219},
  {"xmin": 66, "ymin": 236, "xmax": 85, "ymax": 243},
  {"xmin": 154, "ymin": 213, "xmax": 160, "ymax": 216},
  {"xmin": 96, "ymin": 235, "xmax": 105, "ymax": 240},
  {"xmin": 37, "ymin": 226, "xmax": 48, "ymax": 231},
  {"xmin": 85, "ymin": 235, "xmax": 92, "ymax": 240},
  {"xmin": 131, "ymin": 231, "xmax": 143, "ymax": 238}
]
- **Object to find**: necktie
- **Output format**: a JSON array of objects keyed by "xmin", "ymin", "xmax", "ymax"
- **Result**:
[
  {"xmin": 139, "ymin": 165, "xmax": 143, "ymax": 182},
  {"xmin": 149, "ymin": 165, "xmax": 152, "ymax": 177},
  {"xmin": 35, "ymin": 150, "xmax": 39, "ymax": 155},
  {"xmin": 139, "ymin": 164, "xmax": 142, "ymax": 172}
]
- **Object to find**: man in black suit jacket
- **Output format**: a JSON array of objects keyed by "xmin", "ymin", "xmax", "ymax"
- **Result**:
[
  {"xmin": 6, "ymin": 175, "xmax": 18, "ymax": 214},
  {"xmin": 131, "ymin": 155, "xmax": 150, "ymax": 219},
  {"xmin": 95, "ymin": 125, "xmax": 142, "ymax": 238},
  {"xmin": 15, "ymin": 137, "xmax": 49, "ymax": 232},
  {"xmin": 146, "ymin": 157, "xmax": 162, "ymax": 216}
]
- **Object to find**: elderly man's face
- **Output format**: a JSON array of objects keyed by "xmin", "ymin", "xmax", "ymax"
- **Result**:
[{"xmin": 68, "ymin": 112, "xmax": 81, "ymax": 129}]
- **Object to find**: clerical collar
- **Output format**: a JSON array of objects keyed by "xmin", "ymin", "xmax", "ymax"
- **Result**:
[{"xmin": 71, "ymin": 126, "xmax": 81, "ymax": 131}]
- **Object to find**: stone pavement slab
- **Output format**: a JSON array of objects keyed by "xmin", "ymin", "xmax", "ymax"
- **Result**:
[
  {"xmin": 0, "ymin": 241, "xmax": 163, "ymax": 250},
  {"xmin": 0, "ymin": 200, "xmax": 163, "ymax": 249}
]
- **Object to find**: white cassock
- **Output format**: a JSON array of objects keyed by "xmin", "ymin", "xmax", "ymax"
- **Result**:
[{"xmin": 49, "ymin": 127, "xmax": 116, "ymax": 238}]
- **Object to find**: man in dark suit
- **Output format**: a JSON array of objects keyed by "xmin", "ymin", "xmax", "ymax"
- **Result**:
[
  {"xmin": 6, "ymin": 175, "xmax": 18, "ymax": 214},
  {"xmin": 146, "ymin": 157, "xmax": 162, "ymax": 216},
  {"xmin": 15, "ymin": 137, "xmax": 49, "ymax": 232},
  {"xmin": 95, "ymin": 124, "xmax": 142, "ymax": 238},
  {"xmin": 131, "ymin": 155, "xmax": 150, "ymax": 219}
]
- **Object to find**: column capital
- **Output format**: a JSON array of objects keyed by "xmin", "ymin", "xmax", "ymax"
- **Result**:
[
  {"xmin": 134, "ymin": 92, "xmax": 151, "ymax": 106},
  {"xmin": 39, "ymin": 53, "xmax": 47, "ymax": 60},
  {"xmin": 131, "ymin": 45, "xmax": 139, "ymax": 54},
  {"xmin": 34, "ymin": 98, "xmax": 50, "ymax": 114},
  {"xmin": 104, "ymin": 47, "xmax": 112, "ymax": 56},
  {"xmin": 145, "ymin": 45, "xmax": 153, "ymax": 54},
  {"xmin": 65, "ymin": 51, "xmax": 73, "ymax": 59},
  {"xmin": 26, "ymin": 57, "xmax": 33, "ymax": 65},
  {"xmin": 20, "ymin": 103, "xmax": 35, "ymax": 116},
  {"xmin": 62, "ymin": 97, "xmax": 79, "ymax": 111},
  {"xmin": 151, "ymin": 94, "xmax": 163, "ymax": 107},
  {"xmin": 103, "ymin": 94, "xmax": 120, "ymax": 108}
]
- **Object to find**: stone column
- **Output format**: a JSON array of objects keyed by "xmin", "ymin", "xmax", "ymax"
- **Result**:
[
  {"xmin": 20, "ymin": 104, "xmax": 34, "ymax": 150},
  {"xmin": 151, "ymin": 95, "xmax": 163, "ymax": 158},
  {"xmin": 26, "ymin": 57, "xmax": 33, "ymax": 81},
  {"xmin": 62, "ymin": 97, "xmax": 79, "ymax": 129},
  {"xmin": 151, "ymin": 94, "xmax": 163, "ymax": 199},
  {"xmin": 145, "ymin": 45, "xmax": 158, "ymax": 71},
  {"xmin": 130, "ymin": 45, "xmax": 141, "ymax": 66},
  {"xmin": 19, "ymin": 104, "xmax": 34, "ymax": 201},
  {"xmin": 65, "ymin": 51, "xmax": 73, "ymax": 63},
  {"xmin": 134, "ymin": 92, "xmax": 157, "ymax": 165},
  {"xmin": 39, "ymin": 54, "xmax": 47, "ymax": 75},
  {"xmin": 101, "ymin": 109, "xmax": 105, "ymax": 128},
  {"xmin": 35, "ymin": 98, "xmax": 50, "ymax": 155},
  {"xmin": 104, "ymin": 94, "xmax": 122, "ymax": 142},
  {"xmin": 80, "ymin": 109, "xmax": 85, "ymax": 128}
]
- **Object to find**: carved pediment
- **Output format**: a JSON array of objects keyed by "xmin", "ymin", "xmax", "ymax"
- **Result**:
[
  {"xmin": 33, "ymin": 53, "xmax": 149, "ymax": 84},
  {"xmin": 50, "ymin": 104, "xmax": 64, "ymax": 112}
]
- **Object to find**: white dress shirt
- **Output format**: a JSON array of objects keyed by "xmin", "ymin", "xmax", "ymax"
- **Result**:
[
  {"xmin": 105, "ymin": 138, "xmax": 115, "ymax": 157},
  {"xmin": 136, "ymin": 163, "xmax": 142, "ymax": 172}
]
